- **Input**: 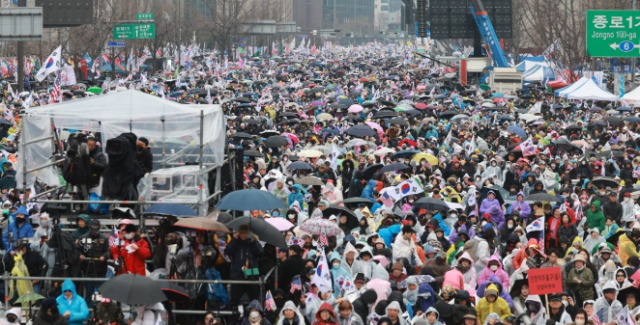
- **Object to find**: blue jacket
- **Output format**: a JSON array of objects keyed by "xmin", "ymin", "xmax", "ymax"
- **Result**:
[
  {"xmin": 379, "ymin": 224, "xmax": 401, "ymax": 247},
  {"xmin": 329, "ymin": 252, "xmax": 351, "ymax": 298},
  {"xmin": 56, "ymin": 279, "xmax": 89, "ymax": 325},
  {"xmin": 288, "ymin": 184, "xmax": 305, "ymax": 209},
  {"xmin": 361, "ymin": 180, "xmax": 377, "ymax": 203},
  {"xmin": 431, "ymin": 213, "xmax": 451, "ymax": 237},
  {"xmin": 3, "ymin": 207, "xmax": 34, "ymax": 254}
]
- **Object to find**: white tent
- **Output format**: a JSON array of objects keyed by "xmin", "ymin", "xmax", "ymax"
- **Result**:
[
  {"xmin": 560, "ymin": 78, "xmax": 618, "ymax": 101},
  {"xmin": 622, "ymin": 85, "xmax": 640, "ymax": 106},
  {"xmin": 556, "ymin": 77, "xmax": 589, "ymax": 97},
  {"xmin": 20, "ymin": 90, "xmax": 226, "ymax": 188}
]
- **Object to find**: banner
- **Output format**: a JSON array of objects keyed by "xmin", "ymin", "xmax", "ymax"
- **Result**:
[
  {"xmin": 528, "ymin": 267, "xmax": 563, "ymax": 295},
  {"xmin": 379, "ymin": 177, "xmax": 424, "ymax": 202}
]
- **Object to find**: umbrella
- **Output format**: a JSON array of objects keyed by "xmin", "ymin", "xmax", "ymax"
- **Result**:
[
  {"xmin": 625, "ymin": 116, "xmax": 640, "ymax": 123},
  {"xmin": 15, "ymin": 292, "xmax": 45, "ymax": 304},
  {"xmin": 406, "ymin": 109, "xmax": 423, "ymax": 117},
  {"xmin": 524, "ymin": 193, "xmax": 561, "ymax": 202},
  {"xmin": 321, "ymin": 128, "xmax": 341, "ymax": 135},
  {"xmin": 412, "ymin": 153, "xmax": 439, "ymax": 165},
  {"xmin": 393, "ymin": 150, "xmax": 420, "ymax": 159},
  {"xmin": 0, "ymin": 119, "xmax": 12, "ymax": 127},
  {"xmin": 217, "ymin": 189, "xmax": 284, "ymax": 211},
  {"xmin": 299, "ymin": 217, "xmax": 342, "ymax": 236},
  {"xmin": 363, "ymin": 163, "xmax": 383, "ymax": 179},
  {"xmin": 415, "ymin": 103, "xmax": 428, "ymax": 110},
  {"xmin": 234, "ymin": 97, "xmax": 251, "ymax": 103},
  {"xmin": 389, "ymin": 118, "xmax": 409, "ymax": 127},
  {"xmin": 227, "ymin": 217, "xmax": 287, "ymax": 248},
  {"xmin": 439, "ymin": 110, "xmax": 457, "ymax": 119},
  {"xmin": 317, "ymin": 113, "xmax": 334, "ymax": 121},
  {"xmin": 296, "ymin": 176, "xmax": 325, "ymax": 186},
  {"xmin": 380, "ymin": 163, "xmax": 411, "ymax": 173},
  {"xmin": 479, "ymin": 187, "xmax": 505, "ymax": 205},
  {"xmin": 606, "ymin": 116, "xmax": 624, "ymax": 126},
  {"xmin": 366, "ymin": 122, "xmax": 384, "ymax": 133},
  {"xmin": 322, "ymin": 205, "xmax": 359, "ymax": 229},
  {"xmin": 142, "ymin": 204, "xmax": 197, "ymax": 217},
  {"xmin": 173, "ymin": 217, "xmax": 231, "ymax": 232},
  {"xmin": 311, "ymin": 100, "xmax": 325, "ymax": 106},
  {"xmin": 617, "ymin": 285, "xmax": 639, "ymax": 306},
  {"xmin": 99, "ymin": 274, "xmax": 167, "ymax": 305},
  {"xmin": 373, "ymin": 110, "xmax": 397, "ymax": 119},
  {"xmin": 87, "ymin": 86, "xmax": 102, "ymax": 95},
  {"xmin": 374, "ymin": 147, "xmax": 396, "ymax": 156},
  {"xmin": 340, "ymin": 197, "xmax": 374, "ymax": 208},
  {"xmin": 243, "ymin": 150, "xmax": 264, "ymax": 157},
  {"xmin": 287, "ymin": 161, "xmax": 313, "ymax": 171},
  {"xmin": 345, "ymin": 125, "xmax": 376, "ymax": 137},
  {"xmin": 260, "ymin": 130, "xmax": 281, "ymax": 137},
  {"xmin": 348, "ymin": 104, "xmax": 364, "ymax": 113},
  {"xmin": 230, "ymin": 132, "xmax": 254, "ymax": 140},
  {"xmin": 264, "ymin": 136, "xmax": 289, "ymax": 148},
  {"xmin": 413, "ymin": 197, "xmax": 449, "ymax": 211},
  {"xmin": 265, "ymin": 218, "xmax": 295, "ymax": 231},
  {"xmin": 591, "ymin": 177, "xmax": 619, "ymax": 189},
  {"xmin": 161, "ymin": 283, "xmax": 191, "ymax": 302},
  {"xmin": 298, "ymin": 149, "xmax": 323, "ymax": 158},
  {"xmin": 507, "ymin": 125, "xmax": 527, "ymax": 138}
]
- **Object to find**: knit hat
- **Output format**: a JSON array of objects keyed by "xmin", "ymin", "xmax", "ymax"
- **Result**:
[
  {"xmin": 392, "ymin": 262, "xmax": 404, "ymax": 271},
  {"xmin": 41, "ymin": 297, "xmax": 56, "ymax": 310}
]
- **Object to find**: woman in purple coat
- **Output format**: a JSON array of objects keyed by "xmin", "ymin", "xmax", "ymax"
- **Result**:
[
  {"xmin": 507, "ymin": 191, "xmax": 531, "ymax": 223},
  {"xmin": 479, "ymin": 191, "xmax": 501, "ymax": 216}
]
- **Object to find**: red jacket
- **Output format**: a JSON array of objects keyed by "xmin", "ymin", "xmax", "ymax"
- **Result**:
[{"xmin": 110, "ymin": 237, "xmax": 151, "ymax": 276}]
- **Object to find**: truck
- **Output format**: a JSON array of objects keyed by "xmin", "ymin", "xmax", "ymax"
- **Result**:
[{"xmin": 486, "ymin": 67, "xmax": 523, "ymax": 94}]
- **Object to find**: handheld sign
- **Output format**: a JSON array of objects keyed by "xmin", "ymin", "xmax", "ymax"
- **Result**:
[{"xmin": 528, "ymin": 267, "xmax": 563, "ymax": 295}]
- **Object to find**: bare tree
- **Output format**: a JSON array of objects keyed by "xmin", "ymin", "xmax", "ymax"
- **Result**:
[{"xmin": 201, "ymin": 0, "xmax": 254, "ymax": 55}]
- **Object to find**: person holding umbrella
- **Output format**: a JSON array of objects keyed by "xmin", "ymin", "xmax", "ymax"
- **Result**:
[{"xmin": 226, "ymin": 224, "xmax": 264, "ymax": 307}]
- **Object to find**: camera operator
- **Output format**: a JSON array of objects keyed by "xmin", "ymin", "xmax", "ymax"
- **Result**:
[
  {"xmin": 87, "ymin": 136, "xmax": 107, "ymax": 190},
  {"xmin": 3, "ymin": 206, "xmax": 34, "ymax": 256},
  {"xmin": 134, "ymin": 137, "xmax": 153, "ymax": 186},
  {"xmin": 110, "ymin": 224, "xmax": 150, "ymax": 276},
  {"xmin": 78, "ymin": 219, "xmax": 109, "ymax": 306}
]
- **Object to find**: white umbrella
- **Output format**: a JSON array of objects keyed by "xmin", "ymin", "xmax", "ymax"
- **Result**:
[{"xmin": 374, "ymin": 147, "xmax": 396, "ymax": 156}]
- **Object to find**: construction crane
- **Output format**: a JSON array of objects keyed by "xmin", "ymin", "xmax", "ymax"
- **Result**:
[{"xmin": 469, "ymin": 0, "xmax": 510, "ymax": 68}]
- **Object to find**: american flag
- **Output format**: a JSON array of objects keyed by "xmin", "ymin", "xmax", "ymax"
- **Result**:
[
  {"xmin": 50, "ymin": 73, "xmax": 61, "ymax": 104},
  {"xmin": 108, "ymin": 226, "xmax": 119, "ymax": 248},
  {"xmin": 380, "ymin": 191, "xmax": 394, "ymax": 208},
  {"xmin": 264, "ymin": 290, "xmax": 277, "ymax": 311},
  {"xmin": 290, "ymin": 276, "xmax": 302, "ymax": 293},
  {"xmin": 318, "ymin": 235, "xmax": 328, "ymax": 247}
]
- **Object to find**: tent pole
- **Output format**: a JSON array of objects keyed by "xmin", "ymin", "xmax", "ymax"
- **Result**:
[
  {"xmin": 161, "ymin": 117, "xmax": 166, "ymax": 169},
  {"xmin": 198, "ymin": 110, "xmax": 204, "ymax": 216},
  {"xmin": 21, "ymin": 113, "xmax": 26, "ymax": 191}
]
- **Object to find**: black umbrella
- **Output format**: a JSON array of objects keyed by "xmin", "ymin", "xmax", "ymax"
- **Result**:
[
  {"xmin": 439, "ymin": 110, "xmax": 457, "ymax": 119},
  {"xmin": 389, "ymin": 118, "xmax": 409, "ymax": 127},
  {"xmin": 343, "ymin": 116, "xmax": 363, "ymax": 122},
  {"xmin": 524, "ymin": 193, "xmax": 561, "ymax": 202},
  {"xmin": 617, "ymin": 285, "xmax": 640, "ymax": 306},
  {"xmin": 393, "ymin": 150, "xmax": 420, "ymax": 159},
  {"xmin": 331, "ymin": 103, "xmax": 348, "ymax": 109},
  {"xmin": 244, "ymin": 119, "xmax": 262, "ymax": 125},
  {"xmin": 162, "ymin": 283, "xmax": 191, "ymax": 302},
  {"xmin": 99, "ymin": 274, "xmax": 167, "ymax": 305},
  {"xmin": 227, "ymin": 217, "xmax": 287, "ymax": 248},
  {"xmin": 380, "ymin": 162, "xmax": 411, "ymax": 174},
  {"xmin": 340, "ymin": 197, "xmax": 374, "ymax": 208},
  {"xmin": 264, "ymin": 136, "xmax": 289, "ymax": 148},
  {"xmin": 413, "ymin": 197, "xmax": 449, "ymax": 211},
  {"xmin": 278, "ymin": 112, "xmax": 298, "ymax": 119},
  {"xmin": 406, "ymin": 109, "xmax": 423, "ymax": 117},
  {"xmin": 260, "ymin": 130, "xmax": 281, "ymax": 137},
  {"xmin": 373, "ymin": 110, "xmax": 397, "ymax": 119},
  {"xmin": 363, "ymin": 163, "xmax": 383, "ymax": 179},
  {"xmin": 230, "ymin": 132, "xmax": 253, "ymax": 140},
  {"xmin": 234, "ymin": 97, "xmax": 251, "ymax": 103},
  {"xmin": 0, "ymin": 119, "xmax": 11, "ymax": 126},
  {"xmin": 243, "ymin": 150, "xmax": 264, "ymax": 157},
  {"xmin": 587, "ymin": 120, "xmax": 607, "ymax": 129},
  {"xmin": 322, "ymin": 128, "xmax": 341, "ymax": 135},
  {"xmin": 564, "ymin": 124, "xmax": 582, "ymax": 132},
  {"xmin": 606, "ymin": 116, "xmax": 624, "ymax": 126},
  {"xmin": 345, "ymin": 125, "xmax": 376, "ymax": 137},
  {"xmin": 287, "ymin": 161, "xmax": 313, "ymax": 171},
  {"xmin": 479, "ymin": 187, "xmax": 505, "ymax": 205},
  {"xmin": 322, "ymin": 205, "xmax": 359, "ymax": 229},
  {"xmin": 378, "ymin": 99, "xmax": 395, "ymax": 107},
  {"xmin": 591, "ymin": 177, "xmax": 619, "ymax": 189}
]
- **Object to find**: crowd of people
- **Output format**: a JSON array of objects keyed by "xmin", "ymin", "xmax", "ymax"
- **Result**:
[{"xmin": 0, "ymin": 42, "xmax": 639, "ymax": 325}]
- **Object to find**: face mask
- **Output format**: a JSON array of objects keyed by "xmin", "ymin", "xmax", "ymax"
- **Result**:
[
  {"xmin": 490, "ymin": 265, "xmax": 498, "ymax": 271},
  {"xmin": 562, "ymin": 300, "xmax": 568, "ymax": 307},
  {"xmin": 15, "ymin": 217, "xmax": 24, "ymax": 224},
  {"xmin": 250, "ymin": 312, "xmax": 260, "ymax": 319},
  {"xmin": 582, "ymin": 161, "xmax": 587, "ymax": 165},
  {"xmin": 408, "ymin": 199, "xmax": 414, "ymax": 203},
  {"xmin": 125, "ymin": 233, "xmax": 134, "ymax": 240},
  {"xmin": 625, "ymin": 198, "xmax": 630, "ymax": 202},
  {"xmin": 333, "ymin": 262, "xmax": 340, "ymax": 269},
  {"xmin": 288, "ymin": 214, "xmax": 295, "ymax": 219},
  {"xmin": 40, "ymin": 220, "xmax": 49, "ymax": 227},
  {"xmin": 137, "ymin": 145, "xmax": 144, "ymax": 152},
  {"xmin": 507, "ymin": 223, "xmax": 514, "ymax": 229},
  {"xmin": 528, "ymin": 304, "xmax": 539, "ymax": 313},
  {"xmin": 551, "ymin": 164, "xmax": 556, "ymax": 168},
  {"xmin": 1, "ymin": 209, "xmax": 8, "ymax": 215},
  {"xmin": 6, "ymin": 315, "xmax": 16, "ymax": 323},
  {"xmin": 282, "ymin": 158, "xmax": 287, "ymax": 161},
  {"xmin": 450, "ymin": 214, "xmax": 457, "ymax": 219},
  {"xmin": 575, "ymin": 320, "xmax": 585, "ymax": 325},
  {"xmin": 273, "ymin": 212, "xmax": 280, "ymax": 217}
]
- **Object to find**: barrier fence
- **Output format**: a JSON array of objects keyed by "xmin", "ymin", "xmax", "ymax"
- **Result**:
[{"xmin": 0, "ymin": 266, "xmax": 276, "ymax": 318}]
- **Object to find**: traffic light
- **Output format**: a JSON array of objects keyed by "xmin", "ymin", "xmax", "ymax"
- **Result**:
[{"xmin": 416, "ymin": 0, "xmax": 427, "ymax": 37}]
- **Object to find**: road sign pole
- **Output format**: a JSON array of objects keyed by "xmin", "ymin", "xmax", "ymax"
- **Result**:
[{"xmin": 633, "ymin": 0, "xmax": 637, "ymax": 90}]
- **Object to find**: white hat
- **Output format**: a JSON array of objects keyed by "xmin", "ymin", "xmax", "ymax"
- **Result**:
[{"xmin": 328, "ymin": 215, "xmax": 337, "ymax": 221}]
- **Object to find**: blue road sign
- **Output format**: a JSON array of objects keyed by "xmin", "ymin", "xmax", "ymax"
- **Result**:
[{"xmin": 107, "ymin": 41, "xmax": 125, "ymax": 47}]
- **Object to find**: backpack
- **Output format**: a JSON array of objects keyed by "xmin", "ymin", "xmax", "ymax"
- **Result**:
[{"xmin": 206, "ymin": 268, "xmax": 229, "ymax": 306}]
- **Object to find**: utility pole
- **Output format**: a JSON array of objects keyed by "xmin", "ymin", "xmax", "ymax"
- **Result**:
[
  {"xmin": 633, "ymin": 0, "xmax": 637, "ymax": 90},
  {"xmin": 17, "ymin": 0, "xmax": 26, "ymax": 92}
]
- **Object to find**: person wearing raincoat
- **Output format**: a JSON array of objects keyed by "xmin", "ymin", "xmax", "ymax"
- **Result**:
[
  {"xmin": 335, "ymin": 300, "xmax": 364, "ymax": 325},
  {"xmin": 482, "ymin": 158, "xmax": 502, "ymax": 182},
  {"xmin": 276, "ymin": 301, "xmax": 307, "ymax": 325},
  {"xmin": 383, "ymin": 301, "xmax": 408, "ymax": 325},
  {"xmin": 479, "ymin": 191, "xmax": 500, "ymax": 216},
  {"xmin": 392, "ymin": 226, "xmax": 422, "ymax": 267},
  {"xmin": 288, "ymin": 185, "xmax": 306, "ymax": 212},
  {"xmin": 323, "ymin": 181, "xmax": 343, "ymax": 206},
  {"xmin": 411, "ymin": 307, "xmax": 442, "ymax": 325},
  {"xmin": 524, "ymin": 295, "xmax": 547, "ymax": 325},
  {"xmin": 507, "ymin": 192, "xmax": 531, "ymax": 223},
  {"xmin": 594, "ymin": 281, "xmax": 623, "ymax": 324},
  {"xmin": 341, "ymin": 242, "xmax": 367, "ymax": 278},
  {"xmin": 241, "ymin": 300, "xmax": 272, "ymax": 325},
  {"xmin": 312, "ymin": 302, "xmax": 338, "ymax": 325},
  {"xmin": 618, "ymin": 232, "xmax": 639, "ymax": 266},
  {"xmin": 475, "ymin": 284, "xmax": 511, "ymax": 324},
  {"xmin": 586, "ymin": 201, "xmax": 606, "ymax": 234},
  {"xmin": 476, "ymin": 255, "xmax": 509, "ymax": 291},
  {"xmin": 361, "ymin": 180, "xmax": 377, "ymax": 203},
  {"xmin": 301, "ymin": 289, "xmax": 336, "ymax": 321},
  {"xmin": 55, "ymin": 279, "xmax": 89, "ymax": 325},
  {"xmin": 583, "ymin": 228, "xmax": 605, "ymax": 255},
  {"xmin": 441, "ymin": 187, "xmax": 462, "ymax": 204},
  {"xmin": 330, "ymin": 252, "xmax": 352, "ymax": 298}
]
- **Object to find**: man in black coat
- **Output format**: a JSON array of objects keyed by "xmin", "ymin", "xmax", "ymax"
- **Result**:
[
  {"xmin": 278, "ymin": 245, "xmax": 303, "ymax": 296},
  {"xmin": 602, "ymin": 192, "xmax": 623, "ymax": 225},
  {"xmin": 225, "ymin": 224, "xmax": 264, "ymax": 307},
  {"xmin": 352, "ymin": 289, "xmax": 377, "ymax": 323},
  {"xmin": 87, "ymin": 137, "xmax": 107, "ymax": 188}
]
